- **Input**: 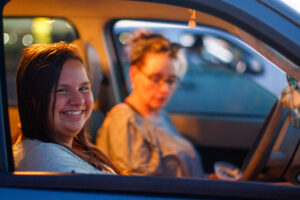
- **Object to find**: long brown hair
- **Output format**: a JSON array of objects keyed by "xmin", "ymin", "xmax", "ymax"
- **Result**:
[{"xmin": 16, "ymin": 42, "xmax": 123, "ymax": 174}]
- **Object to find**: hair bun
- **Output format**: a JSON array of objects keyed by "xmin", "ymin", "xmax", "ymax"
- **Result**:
[{"xmin": 125, "ymin": 29, "xmax": 151, "ymax": 58}]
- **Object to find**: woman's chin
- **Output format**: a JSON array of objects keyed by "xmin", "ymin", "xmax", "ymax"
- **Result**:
[
  {"xmin": 151, "ymin": 102, "xmax": 166, "ymax": 111},
  {"xmin": 64, "ymin": 125, "xmax": 83, "ymax": 135}
]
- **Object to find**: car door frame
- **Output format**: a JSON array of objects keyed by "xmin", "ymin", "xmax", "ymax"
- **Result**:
[
  {"xmin": 1, "ymin": 0, "xmax": 300, "ymax": 199},
  {"xmin": 0, "ymin": 0, "xmax": 14, "ymax": 173}
]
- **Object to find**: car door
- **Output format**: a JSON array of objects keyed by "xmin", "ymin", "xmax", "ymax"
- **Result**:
[{"xmin": 1, "ymin": 0, "xmax": 300, "ymax": 199}]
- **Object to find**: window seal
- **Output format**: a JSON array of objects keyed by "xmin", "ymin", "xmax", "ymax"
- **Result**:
[{"xmin": 0, "ymin": 173, "xmax": 300, "ymax": 199}]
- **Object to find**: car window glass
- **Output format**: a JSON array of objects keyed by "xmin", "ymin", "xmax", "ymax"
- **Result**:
[{"xmin": 113, "ymin": 20, "xmax": 287, "ymax": 117}]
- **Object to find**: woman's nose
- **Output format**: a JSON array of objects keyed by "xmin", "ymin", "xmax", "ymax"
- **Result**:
[
  {"xmin": 158, "ymin": 80, "xmax": 172, "ymax": 94},
  {"xmin": 69, "ymin": 90, "xmax": 84, "ymax": 105}
]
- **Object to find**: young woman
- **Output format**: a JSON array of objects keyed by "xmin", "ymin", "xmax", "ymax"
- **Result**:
[
  {"xmin": 96, "ymin": 30, "xmax": 204, "ymax": 178},
  {"xmin": 13, "ymin": 42, "xmax": 122, "ymax": 174}
]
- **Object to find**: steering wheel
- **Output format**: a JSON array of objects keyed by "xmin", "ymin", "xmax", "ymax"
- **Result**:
[{"xmin": 240, "ymin": 100, "xmax": 285, "ymax": 181}]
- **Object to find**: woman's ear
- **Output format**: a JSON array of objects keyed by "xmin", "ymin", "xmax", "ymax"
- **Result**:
[{"xmin": 129, "ymin": 65, "xmax": 138, "ymax": 83}]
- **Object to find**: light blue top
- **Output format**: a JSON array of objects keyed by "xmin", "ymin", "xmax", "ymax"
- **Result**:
[{"xmin": 13, "ymin": 139, "xmax": 113, "ymax": 174}]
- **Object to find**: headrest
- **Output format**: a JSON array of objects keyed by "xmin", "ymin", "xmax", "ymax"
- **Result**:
[{"xmin": 71, "ymin": 40, "xmax": 103, "ymax": 100}]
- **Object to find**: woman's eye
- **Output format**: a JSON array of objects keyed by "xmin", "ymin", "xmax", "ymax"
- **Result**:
[
  {"xmin": 165, "ymin": 79, "xmax": 176, "ymax": 84},
  {"xmin": 56, "ymin": 88, "xmax": 67, "ymax": 93},
  {"xmin": 79, "ymin": 87, "xmax": 90, "ymax": 92},
  {"xmin": 149, "ymin": 75, "xmax": 162, "ymax": 84}
]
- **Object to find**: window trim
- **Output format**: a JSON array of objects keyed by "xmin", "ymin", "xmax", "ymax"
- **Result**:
[
  {"xmin": 0, "ymin": 173, "xmax": 300, "ymax": 199},
  {"xmin": 0, "ymin": 1, "xmax": 14, "ymax": 173},
  {"xmin": 1, "ymin": 1, "xmax": 300, "ymax": 199}
]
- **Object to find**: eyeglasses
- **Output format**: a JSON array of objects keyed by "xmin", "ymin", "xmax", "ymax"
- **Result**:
[{"xmin": 138, "ymin": 69, "xmax": 181, "ymax": 88}]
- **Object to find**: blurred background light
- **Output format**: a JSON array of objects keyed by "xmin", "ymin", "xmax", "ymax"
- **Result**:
[
  {"xmin": 236, "ymin": 61, "xmax": 247, "ymax": 73},
  {"xmin": 65, "ymin": 23, "xmax": 72, "ymax": 29},
  {"xmin": 119, "ymin": 32, "xmax": 131, "ymax": 44},
  {"xmin": 3, "ymin": 33, "xmax": 9, "ymax": 45},
  {"xmin": 22, "ymin": 34, "xmax": 33, "ymax": 46},
  {"xmin": 179, "ymin": 33, "xmax": 196, "ymax": 47},
  {"xmin": 203, "ymin": 36, "xmax": 233, "ymax": 63},
  {"xmin": 45, "ymin": 19, "xmax": 55, "ymax": 24},
  {"xmin": 8, "ymin": 32, "xmax": 17, "ymax": 45},
  {"xmin": 32, "ymin": 17, "xmax": 52, "ymax": 44}
]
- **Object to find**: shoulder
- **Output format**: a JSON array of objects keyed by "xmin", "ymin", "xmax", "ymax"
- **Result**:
[
  {"xmin": 102, "ymin": 103, "xmax": 141, "ymax": 127},
  {"xmin": 97, "ymin": 103, "xmax": 151, "ymax": 143},
  {"xmin": 13, "ymin": 140, "xmax": 96, "ymax": 173},
  {"xmin": 108, "ymin": 103, "xmax": 134, "ymax": 117},
  {"xmin": 14, "ymin": 139, "xmax": 73, "ymax": 157},
  {"xmin": 13, "ymin": 139, "xmax": 78, "ymax": 166}
]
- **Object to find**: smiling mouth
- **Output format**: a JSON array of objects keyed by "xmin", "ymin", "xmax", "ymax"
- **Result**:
[
  {"xmin": 60, "ymin": 110, "xmax": 85, "ymax": 121},
  {"xmin": 63, "ymin": 111, "xmax": 84, "ymax": 115}
]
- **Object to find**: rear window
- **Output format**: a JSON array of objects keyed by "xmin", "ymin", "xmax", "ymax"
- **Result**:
[{"xmin": 4, "ymin": 17, "xmax": 78, "ymax": 106}]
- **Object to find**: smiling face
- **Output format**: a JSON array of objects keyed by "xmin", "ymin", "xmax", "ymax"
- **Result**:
[
  {"xmin": 49, "ymin": 58, "xmax": 93, "ymax": 147},
  {"xmin": 130, "ymin": 52, "xmax": 178, "ymax": 115}
]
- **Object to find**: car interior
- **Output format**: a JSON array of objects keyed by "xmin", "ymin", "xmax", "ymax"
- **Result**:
[{"xmin": 1, "ymin": 0, "xmax": 300, "ymax": 199}]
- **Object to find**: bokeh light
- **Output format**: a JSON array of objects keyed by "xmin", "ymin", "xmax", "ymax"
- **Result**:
[
  {"xmin": 22, "ymin": 34, "xmax": 33, "ymax": 46},
  {"xmin": 119, "ymin": 32, "xmax": 131, "ymax": 44},
  {"xmin": 179, "ymin": 33, "xmax": 196, "ymax": 47},
  {"xmin": 3, "ymin": 33, "xmax": 9, "ymax": 45}
]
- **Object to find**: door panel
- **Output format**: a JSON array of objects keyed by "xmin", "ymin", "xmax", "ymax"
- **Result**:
[
  {"xmin": 170, "ymin": 113, "xmax": 264, "ymax": 171},
  {"xmin": 170, "ymin": 114, "xmax": 263, "ymax": 148}
]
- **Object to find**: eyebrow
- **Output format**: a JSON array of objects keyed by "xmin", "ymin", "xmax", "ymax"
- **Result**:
[
  {"xmin": 150, "ymin": 73, "xmax": 178, "ymax": 78},
  {"xmin": 57, "ymin": 81, "xmax": 91, "ymax": 87}
]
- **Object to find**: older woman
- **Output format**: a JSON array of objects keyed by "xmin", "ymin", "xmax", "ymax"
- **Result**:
[
  {"xmin": 96, "ymin": 31, "xmax": 204, "ymax": 178},
  {"xmin": 13, "ymin": 42, "xmax": 123, "ymax": 174}
]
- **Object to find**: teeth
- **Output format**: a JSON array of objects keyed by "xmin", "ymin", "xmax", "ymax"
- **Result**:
[{"xmin": 64, "ymin": 111, "xmax": 83, "ymax": 115}]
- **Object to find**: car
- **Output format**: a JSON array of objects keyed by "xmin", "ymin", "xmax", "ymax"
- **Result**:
[{"xmin": 1, "ymin": 0, "xmax": 300, "ymax": 199}]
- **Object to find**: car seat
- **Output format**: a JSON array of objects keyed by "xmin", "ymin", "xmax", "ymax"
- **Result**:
[{"xmin": 8, "ymin": 106, "xmax": 21, "ymax": 144}]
